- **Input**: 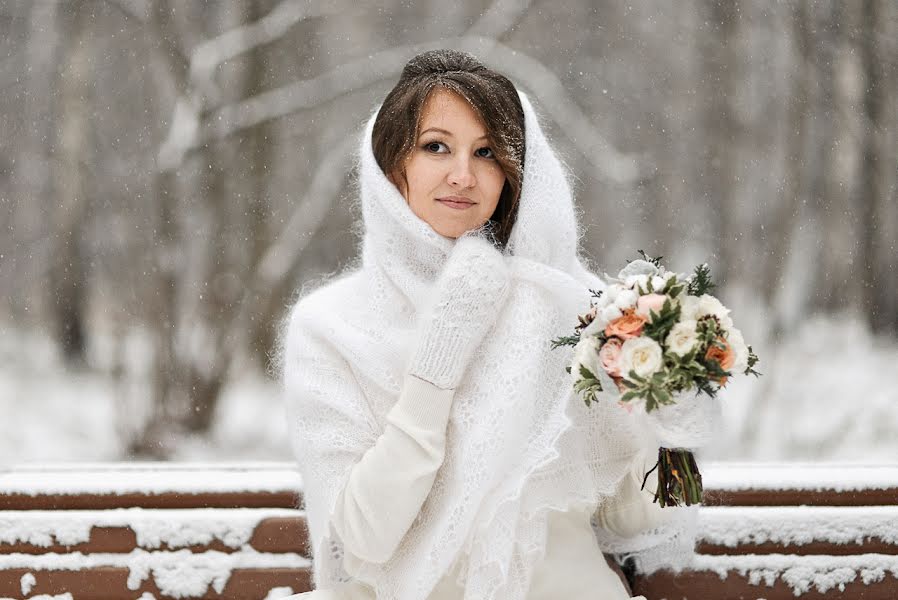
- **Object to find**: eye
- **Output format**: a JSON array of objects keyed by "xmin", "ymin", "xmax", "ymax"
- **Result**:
[
  {"xmin": 423, "ymin": 141, "xmax": 448, "ymax": 153},
  {"xmin": 476, "ymin": 147, "xmax": 496, "ymax": 159}
]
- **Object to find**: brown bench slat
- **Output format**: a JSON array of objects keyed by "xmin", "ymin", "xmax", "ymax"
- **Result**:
[
  {"xmin": 0, "ymin": 490, "xmax": 300, "ymax": 511},
  {"xmin": 0, "ymin": 516, "xmax": 310, "ymax": 556},
  {"xmin": 0, "ymin": 567, "xmax": 312, "ymax": 600},
  {"xmin": 702, "ymin": 488, "xmax": 898, "ymax": 507},
  {"xmin": 632, "ymin": 568, "xmax": 898, "ymax": 599},
  {"xmin": 5, "ymin": 486, "xmax": 895, "ymax": 510},
  {"xmin": 697, "ymin": 538, "xmax": 898, "ymax": 556},
  {"xmin": 250, "ymin": 516, "xmax": 310, "ymax": 554}
]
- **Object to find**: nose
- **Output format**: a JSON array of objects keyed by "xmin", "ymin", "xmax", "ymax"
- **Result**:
[{"xmin": 447, "ymin": 155, "xmax": 476, "ymax": 189}]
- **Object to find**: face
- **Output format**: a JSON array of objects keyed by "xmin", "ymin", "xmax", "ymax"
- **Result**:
[{"xmin": 392, "ymin": 88, "xmax": 506, "ymax": 239}]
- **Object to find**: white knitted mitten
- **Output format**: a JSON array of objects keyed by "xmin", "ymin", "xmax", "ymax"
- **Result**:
[
  {"xmin": 639, "ymin": 391, "xmax": 722, "ymax": 451},
  {"xmin": 408, "ymin": 233, "xmax": 511, "ymax": 390}
]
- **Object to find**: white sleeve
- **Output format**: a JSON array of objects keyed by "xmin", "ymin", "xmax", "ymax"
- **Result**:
[
  {"xmin": 593, "ymin": 448, "xmax": 677, "ymax": 539},
  {"xmin": 284, "ymin": 308, "xmax": 456, "ymax": 579},
  {"xmin": 333, "ymin": 373, "xmax": 454, "ymax": 567}
]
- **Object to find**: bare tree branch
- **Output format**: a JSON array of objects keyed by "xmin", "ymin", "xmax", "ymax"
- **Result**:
[
  {"xmin": 160, "ymin": 0, "xmax": 641, "ymax": 183},
  {"xmin": 466, "ymin": 0, "xmax": 534, "ymax": 38},
  {"xmin": 197, "ymin": 36, "xmax": 642, "ymax": 183},
  {"xmin": 224, "ymin": 133, "xmax": 358, "ymax": 355},
  {"xmin": 157, "ymin": 0, "xmax": 355, "ymax": 171},
  {"xmin": 188, "ymin": 0, "xmax": 347, "ymax": 87}
]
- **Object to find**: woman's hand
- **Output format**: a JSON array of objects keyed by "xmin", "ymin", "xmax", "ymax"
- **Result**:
[
  {"xmin": 639, "ymin": 391, "xmax": 722, "ymax": 451},
  {"xmin": 408, "ymin": 233, "xmax": 511, "ymax": 390}
]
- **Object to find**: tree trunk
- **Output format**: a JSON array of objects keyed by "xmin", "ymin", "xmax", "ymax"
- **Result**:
[
  {"xmin": 858, "ymin": 0, "xmax": 896, "ymax": 333},
  {"xmin": 51, "ymin": 1, "xmax": 91, "ymax": 364}
]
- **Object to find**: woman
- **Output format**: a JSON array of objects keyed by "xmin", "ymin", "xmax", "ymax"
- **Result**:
[{"xmin": 281, "ymin": 49, "xmax": 718, "ymax": 600}]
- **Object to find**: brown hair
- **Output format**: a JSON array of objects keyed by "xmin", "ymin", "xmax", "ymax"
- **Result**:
[{"xmin": 372, "ymin": 49, "xmax": 525, "ymax": 247}]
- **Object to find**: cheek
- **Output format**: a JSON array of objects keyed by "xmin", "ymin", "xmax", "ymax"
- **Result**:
[
  {"xmin": 481, "ymin": 166, "xmax": 506, "ymax": 207},
  {"xmin": 405, "ymin": 158, "xmax": 441, "ymax": 197}
]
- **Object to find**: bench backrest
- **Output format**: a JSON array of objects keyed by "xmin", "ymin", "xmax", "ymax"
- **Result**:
[{"xmin": 2, "ymin": 461, "xmax": 896, "ymax": 599}]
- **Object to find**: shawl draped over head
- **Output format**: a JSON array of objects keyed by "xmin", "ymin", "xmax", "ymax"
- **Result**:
[{"xmin": 284, "ymin": 89, "xmax": 699, "ymax": 600}]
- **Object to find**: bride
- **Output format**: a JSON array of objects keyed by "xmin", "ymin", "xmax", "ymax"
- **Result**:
[{"xmin": 281, "ymin": 48, "xmax": 719, "ymax": 600}]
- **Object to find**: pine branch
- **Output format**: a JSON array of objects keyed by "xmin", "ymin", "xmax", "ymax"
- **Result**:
[
  {"xmin": 551, "ymin": 334, "xmax": 581, "ymax": 349},
  {"xmin": 687, "ymin": 263, "xmax": 716, "ymax": 296}
]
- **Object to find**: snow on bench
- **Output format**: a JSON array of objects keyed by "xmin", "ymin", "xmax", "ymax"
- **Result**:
[
  {"xmin": 632, "ymin": 461, "xmax": 898, "ymax": 599},
  {"xmin": 0, "ymin": 463, "xmax": 308, "ymax": 599},
  {"xmin": 1, "ymin": 461, "xmax": 896, "ymax": 599}
]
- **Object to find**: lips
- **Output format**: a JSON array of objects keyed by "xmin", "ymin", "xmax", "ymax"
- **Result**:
[{"xmin": 437, "ymin": 196, "xmax": 476, "ymax": 209}]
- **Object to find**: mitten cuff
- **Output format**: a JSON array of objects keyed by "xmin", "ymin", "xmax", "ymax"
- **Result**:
[{"xmin": 641, "ymin": 392, "xmax": 721, "ymax": 451}]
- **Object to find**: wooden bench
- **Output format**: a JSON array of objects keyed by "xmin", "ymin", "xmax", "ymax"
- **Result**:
[
  {"xmin": 1, "ymin": 462, "xmax": 896, "ymax": 599},
  {"xmin": 0, "ymin": 464, "xmax": 309, "ymax": 599},
  {"xmin": 633, "ymin": 462, "xmax": 898, "ymax": 599}
]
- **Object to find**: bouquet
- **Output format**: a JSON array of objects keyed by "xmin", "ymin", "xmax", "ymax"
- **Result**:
[{"xmin": 551, "ymin": 251, "xmax": 760, "ymax": 507}]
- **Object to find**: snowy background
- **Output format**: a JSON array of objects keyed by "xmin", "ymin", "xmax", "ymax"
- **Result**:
[{"xmin": 1, "ymin": 1, "xmax": 896, "ymax": 464}]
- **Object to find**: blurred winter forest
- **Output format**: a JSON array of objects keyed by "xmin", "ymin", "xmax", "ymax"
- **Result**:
[{"xmin": 1, "ymin": 1, "xmax": 896, "ymax": 462}]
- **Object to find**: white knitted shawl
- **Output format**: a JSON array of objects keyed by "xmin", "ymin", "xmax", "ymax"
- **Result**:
[{"xmin": 284, "ymin": 90, "xmax": 698, "ymax": 600}]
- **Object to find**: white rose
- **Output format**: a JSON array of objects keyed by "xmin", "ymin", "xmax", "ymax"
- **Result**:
[
  {"xmin": 678, "ymin": 294, "xmax": 733, "ymax": 328},
  {"xmin": 696, "ymin": 294, "xmax": 734, "ymax": 329},
  {"xmin": 726, "ymin": 327, "xmax": 750, "ymax": 373},
  {"xmin": 666, "ymin": 320, "xmax": 699, "ymax": 357},
  {"xmin": 651, "ymin": 275, "xmax": 668, "ymax": 292},
  {"xmin": 613, "ymin": 289, "xmax": 638, "ymax": 310},
  {"xmin": 619, "ymin": 337, "xmax": 664, "ymax": 379},
  {"xmin": 679, "ymin": 294, "xmax": 700, "ymax": 321},
  {"xmin": 571, "ymin": 336, "xmax": 603, "ymax": 384}
]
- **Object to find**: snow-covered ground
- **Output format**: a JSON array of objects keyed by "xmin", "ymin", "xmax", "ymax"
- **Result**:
[{"xmin": 1, "ymin": 311, "xmax": 896, "ymax": 464}]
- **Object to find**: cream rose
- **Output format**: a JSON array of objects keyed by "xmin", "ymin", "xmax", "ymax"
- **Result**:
[
  {"xmin": 697, "ymin": 294, "xmax": 734, "ymax": 328},
  {"xmin": 678, "ymin": 294, "xmax": 700, "ymax": 321},
  {"xmin": 666, "ymin": 320, "xmax": 699, "ymax": 356},
  {"xmin": 619, "ymin": 337, "xmax": 664, "ymax": 378},
  {"xmin": 679, "ymin": 294, "xmax": 733, "ymax": 329}
]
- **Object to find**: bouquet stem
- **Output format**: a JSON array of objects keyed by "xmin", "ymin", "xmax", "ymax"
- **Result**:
[{"xmin": 641, "ymin": 447, "xmax": 703, "ymax": 507}]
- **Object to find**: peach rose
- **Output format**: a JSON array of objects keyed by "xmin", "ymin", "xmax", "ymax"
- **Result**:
[
  {"xmin": 635, "ymin": 293, "xmax": 668, "ymax": 321},
  {"xmin": 604, "ymin": 308, "xmax": 647, "ymax": 340},
  {"xmin": 599, "ymin": 337, "xmax": 624, "ymax": 377},
  {"xmin": 705, "ymin": 336, "xmax": 736, "ymax": 385}
]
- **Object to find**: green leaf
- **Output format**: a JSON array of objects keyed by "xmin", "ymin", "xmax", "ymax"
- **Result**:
[
  {"xmin": 642, "ymin": 298, "xmax": 682, "ymax": 344},
  {"xmin": 579, "ymin": 364, "xmax": 598, "ymax": 382}
]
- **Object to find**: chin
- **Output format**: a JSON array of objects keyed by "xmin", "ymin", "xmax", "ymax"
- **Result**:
[{"xmin": 435, "ymin": 224, "xmax": 479, "ymax": 239}]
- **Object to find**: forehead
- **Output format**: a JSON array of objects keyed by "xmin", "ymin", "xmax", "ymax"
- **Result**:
[{"xmin": 418, "ymin": 88, "xmax": 488, "ymax": 137}]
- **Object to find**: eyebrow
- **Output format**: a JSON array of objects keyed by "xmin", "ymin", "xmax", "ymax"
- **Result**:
[{"xmin": 419, "ymin": 127, "xmax": 489, "ymax": 141}]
